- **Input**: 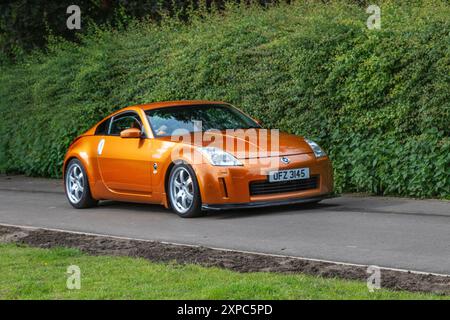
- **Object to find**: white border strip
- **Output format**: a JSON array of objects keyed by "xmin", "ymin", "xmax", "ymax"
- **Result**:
[{"xmin": 1, "ymin": 222, "xmax": 449, "ymax": 278}]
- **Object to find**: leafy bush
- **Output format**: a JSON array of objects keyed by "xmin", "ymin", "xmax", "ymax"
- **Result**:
[
  {"xmin": 0, "ymin": 0, "xmax": 449, "ymax": 198},
  {"xmin": 0, "ymin": 0, "xmax": 288, "ymax": 63}
]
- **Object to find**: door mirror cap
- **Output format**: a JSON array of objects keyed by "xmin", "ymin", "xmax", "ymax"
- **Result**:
[{"xmin": 120, "ymin": 128, "xmax": 142, "ymax": 138}]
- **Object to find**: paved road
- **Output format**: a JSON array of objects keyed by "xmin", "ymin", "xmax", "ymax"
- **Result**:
[{"xmin": 0, "ymin": 175, "xmax": 449, "ymax": 274}]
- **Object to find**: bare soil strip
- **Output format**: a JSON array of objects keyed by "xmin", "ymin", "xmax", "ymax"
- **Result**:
[{"xmin": 0, "ymin": 224, "xmax": 448, "ymax": 295}]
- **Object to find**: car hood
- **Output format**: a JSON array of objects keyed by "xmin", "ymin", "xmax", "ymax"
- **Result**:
[{"xmin": 159, "ymin": 129, "xmax": 313, "ymax": 159}]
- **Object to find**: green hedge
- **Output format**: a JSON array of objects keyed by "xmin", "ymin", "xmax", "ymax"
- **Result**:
[
  {"xmin": 1, "ymin": 1, "xmax": 449, "ymax": 198},
  {"xmin": 0, "ymin": 0, "xmax": 287, "ymax": 63}
]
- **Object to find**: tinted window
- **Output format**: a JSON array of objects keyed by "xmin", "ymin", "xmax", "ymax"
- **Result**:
[
  {"xmin": 109, "ymin": 113, "xmax": 142, "ymax": 136},
  {"xmin": 95, "ymin": 118, "xmax": 110, "ymax": 135},
  {"xmin": 145, "ymin": 104, "xmax": 260, "ymax": 137}
]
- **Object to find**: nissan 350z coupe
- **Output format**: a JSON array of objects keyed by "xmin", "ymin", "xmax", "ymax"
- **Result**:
[{"xmin": 64, "ymin": 101, "xmax": 333, "ymax": 217}]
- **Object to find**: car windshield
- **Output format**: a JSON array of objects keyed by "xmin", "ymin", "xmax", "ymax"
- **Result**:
[{"xmin": 145, "ymin": 104, "xmax": 260, "ymax": 137}]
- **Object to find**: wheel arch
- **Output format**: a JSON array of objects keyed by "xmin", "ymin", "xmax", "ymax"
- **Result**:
[
  {"xmin": 164, "ymin": 160, "xmax": 204, "ymax": 217},
  {"xmin": 63, "ymin": 137, "xmax": 100, "ymax": 197},
  {"xmin": 163, "ymin": 159, "xmax": 204, "ymax": 209}
]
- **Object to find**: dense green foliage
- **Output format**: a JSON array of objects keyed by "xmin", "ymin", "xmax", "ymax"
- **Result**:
[
  {"xmin": 0, "ymin": 244, "xmax": 445, "ymax": 299},
  {"xmin": 0, "ymin": 0, "xmax": 286, "ymax": 63},
  {"xmin": 0, "ymin": 1, "xmax": 449, "ymax": 197}
]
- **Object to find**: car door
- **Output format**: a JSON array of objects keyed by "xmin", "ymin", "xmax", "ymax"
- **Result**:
[{"xmin": 97, "ymin": 111, "xmax": 153, "ymax": 196}]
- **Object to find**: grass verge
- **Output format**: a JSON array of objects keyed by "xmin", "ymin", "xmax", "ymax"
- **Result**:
[{"xmin": 0, "ymin": 244, "xmax": 447, "ymax": 300}]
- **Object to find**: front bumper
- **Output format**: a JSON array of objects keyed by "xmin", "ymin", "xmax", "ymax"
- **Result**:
[
  {"xmin": 202, "ymin": 193, "xmax": 335, "ymax": 211},
  {"xmin": 193, "ymin": 153, "xmax": 334, "ymax": 207}
]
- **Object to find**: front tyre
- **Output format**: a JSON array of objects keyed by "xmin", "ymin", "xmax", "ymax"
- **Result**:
[
  {"xmin": 65, "ymin": 159, "xmax": 98, "ymax": 209},
  {"xmin": 168, "ymin": 163, "xmax": 204, "ymax": 218}
]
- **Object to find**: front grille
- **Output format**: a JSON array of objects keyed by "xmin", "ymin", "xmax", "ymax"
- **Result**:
[{"xmin": 249, "ymin": 176, "xmax": 319, "ymax": 196}]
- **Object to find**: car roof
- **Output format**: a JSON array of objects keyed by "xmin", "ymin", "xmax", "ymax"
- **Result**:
[
  {"xmin": 113, "ymin": 100, "xmax": 229, "ymax": 115},
  {"xmin": 138, "ymin": 100, "xmax": 228, "ymax": 111}
]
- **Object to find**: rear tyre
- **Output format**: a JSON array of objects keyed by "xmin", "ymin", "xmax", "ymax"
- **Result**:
[
  {"xmin": 65, "ymin": 159, "xmax": 98, "ymax": 209},
  {"xmin": 168, "ymin": 163, "xmax": 204, "ymax": 218}
]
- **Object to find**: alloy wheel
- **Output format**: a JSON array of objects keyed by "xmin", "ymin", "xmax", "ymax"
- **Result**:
[
  {"xmin": 169, "ymin": 167, "xmax": 194, "ymax": 214},
  {"xmin": 66, "ymin": 163, "xmax": 85, "ymax": 204}
]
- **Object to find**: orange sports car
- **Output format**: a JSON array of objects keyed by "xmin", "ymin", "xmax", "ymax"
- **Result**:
[{"xmin": 63, "ymin": 100, "xmax": 333, "ymax": 217}]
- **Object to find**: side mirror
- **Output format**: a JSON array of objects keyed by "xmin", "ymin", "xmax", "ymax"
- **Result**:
[{"xmin": 120, "ymin": 128, "xmax": 142, "ymax": 139}]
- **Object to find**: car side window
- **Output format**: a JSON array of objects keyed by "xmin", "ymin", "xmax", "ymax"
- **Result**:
[
  {"xmin": 109, "ymin": 113, "xmax": 142, "ymax": 136},
  {"xmin": 95, "ymin": 118, "xmax": 111, "ymax": 135}
]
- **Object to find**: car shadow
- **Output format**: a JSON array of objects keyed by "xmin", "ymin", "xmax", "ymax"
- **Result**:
[
  {"xmin": 206, "ymin": 202, "xmax": 339, "ymax": 219},
  {"xmin": 94, "ymin": 199, "xmax": 340, "ymax": 220},
  {"xmin": 97, "ymin": 200, "xmax": 169, "ymax": 214}
]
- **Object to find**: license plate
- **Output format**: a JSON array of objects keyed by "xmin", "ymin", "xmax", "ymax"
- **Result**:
[{"xmin": 268, "ymin": 168, "xmax": 310, "ymax": 182}]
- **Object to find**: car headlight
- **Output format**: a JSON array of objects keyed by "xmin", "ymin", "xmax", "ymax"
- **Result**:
[
  {"xmin": 305, "ymin": 138, "xmax": 326, "ymax": 158},
  {"xmin": 199, "ymin": 147, "xmax": 243, "ymax": 166}
]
